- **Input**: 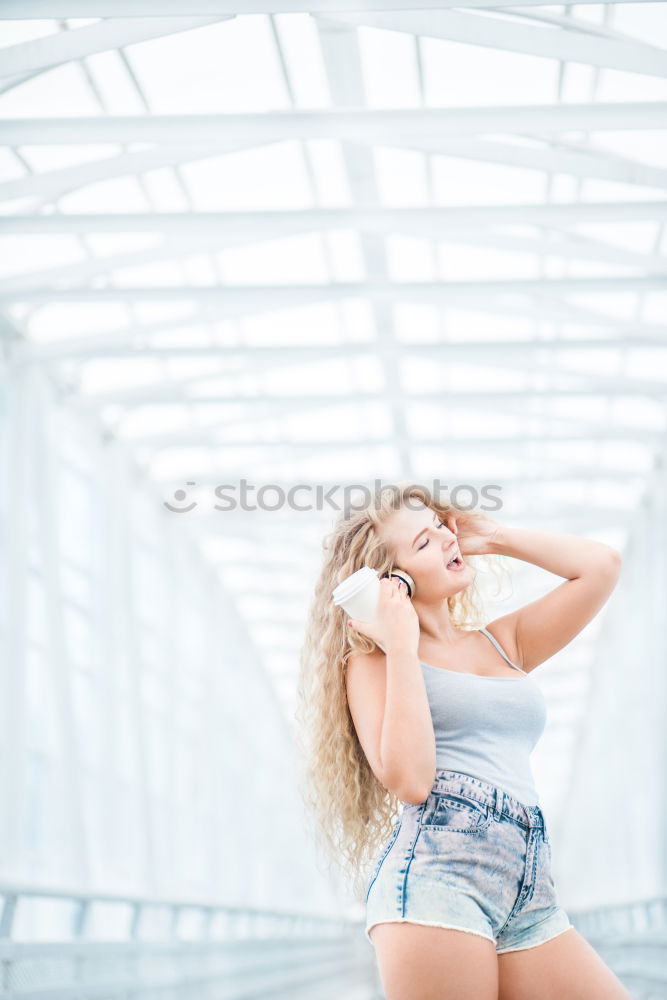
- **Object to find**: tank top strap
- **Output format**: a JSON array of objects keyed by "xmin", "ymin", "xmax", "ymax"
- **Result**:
[{"xmin": 479, "ymin": 627, "xmax": 524, "ymax": 673}]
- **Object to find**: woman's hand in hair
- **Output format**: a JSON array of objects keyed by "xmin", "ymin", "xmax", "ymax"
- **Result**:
[
  {"xmin": 445, "ymin": 510, "xmax": 501, "ymax": 557},
  {"xmin": 347, "ymin": 577, "xmax": 420, "ymax": 654}
]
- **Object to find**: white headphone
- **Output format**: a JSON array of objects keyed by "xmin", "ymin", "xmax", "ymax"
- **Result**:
[{"xmin": 387, "ymin": 569, "xmax": 416, "ymax": 598}]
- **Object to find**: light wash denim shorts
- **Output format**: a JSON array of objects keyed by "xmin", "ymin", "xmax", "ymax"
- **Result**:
[{"xmin": 365, "ymin": 768, "xmax": 574, "ymax": 954}]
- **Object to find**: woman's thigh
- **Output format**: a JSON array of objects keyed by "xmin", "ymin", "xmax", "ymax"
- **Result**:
[
  {"xmin": 497, "ymin": 927, "xmax": 633, "ymax": 1000},
  {"xmin": 369, "ymin": 921, "xmax": 499, "ymax": 1000}
]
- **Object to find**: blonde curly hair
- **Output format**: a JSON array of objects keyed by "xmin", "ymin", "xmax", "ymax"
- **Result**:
[{"xmin": 293, "ymin": 481, "xmax": 511, "ymax": 902}]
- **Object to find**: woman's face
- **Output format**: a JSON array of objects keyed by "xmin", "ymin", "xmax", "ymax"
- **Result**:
[{"xmin": 381, "ymin": 503, "xmax": 472, "ymax": 601}]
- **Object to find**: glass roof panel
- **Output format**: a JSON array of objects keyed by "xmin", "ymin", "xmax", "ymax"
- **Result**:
[{"xmin": 126, "ymin": 18, "xmax": 290, "ymax": 113}]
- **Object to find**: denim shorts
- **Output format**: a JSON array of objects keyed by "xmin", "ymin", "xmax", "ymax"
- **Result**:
[{"xmin": 365, "ymin": 769, "xmax": 574, "ymax": 954}]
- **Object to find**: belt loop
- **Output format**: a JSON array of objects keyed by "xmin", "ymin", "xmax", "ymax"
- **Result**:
[{"xmin": 493, "ymin": 788, "xmax": 504, "ymax": 820}]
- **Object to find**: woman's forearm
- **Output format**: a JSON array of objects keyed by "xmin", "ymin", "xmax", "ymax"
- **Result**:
[{"xmin": 488, "ymin": 524, "xmax": 620, "ymax": 580}]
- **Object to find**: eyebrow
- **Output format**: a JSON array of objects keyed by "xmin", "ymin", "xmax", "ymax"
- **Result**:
[{"xmin": 412, "ymin": 512, "xmax": 439, "ymax": 549}]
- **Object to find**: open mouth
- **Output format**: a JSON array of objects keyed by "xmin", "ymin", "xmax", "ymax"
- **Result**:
[{"xmin": 446, "ymin": 550, "xmax": 465, "ymax": 572}]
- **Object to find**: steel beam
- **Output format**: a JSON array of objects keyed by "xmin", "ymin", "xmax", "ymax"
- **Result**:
[
  {"xmin": 3, "ymin": 203, "xmax": 665, "ymax": 237},
  {"xmin": 14, "ymin": 336, "xmax": 667, "ymax": 366},
  {"xmin": 2, "ymin": 104, "xmax": 666, "ymax": 145},
  {"xmin": 0, "ymin": 0, "xmax": 662, "ymax": 14},
  {"xmin": 1, "ymin": 276, "xmax": 663, "ymax": 312},
  {"xmin": 316, "ymin": 9, "xmax": 667, "ymax": 79},
  {"xmin": 2, "ymin": 138, "xmax": 665, "ymax": 206},
  {"xmin": 0, "ymin": 17, "xmax": 230, "ymax": 77}
]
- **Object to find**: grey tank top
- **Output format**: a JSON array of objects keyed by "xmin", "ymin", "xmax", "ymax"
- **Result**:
[{"xmin": 420, "ymin": 627, "xmax": 547, "ymax": 806}]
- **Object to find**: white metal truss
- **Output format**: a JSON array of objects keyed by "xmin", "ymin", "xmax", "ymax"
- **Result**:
[
  {"xmin": 1, "ymin": 142, "xmax": 664, "ymax": 203},
  {"xmin": 0, "ymin": 0, "xmax": 664, "ymax": 12},
  {"xmin": 2, "ymin": 103, "xmax": 667, "ymax": 143},
  {"xmin": 0, "ymin": 18, "xmax": 232, "ymax": 78}
]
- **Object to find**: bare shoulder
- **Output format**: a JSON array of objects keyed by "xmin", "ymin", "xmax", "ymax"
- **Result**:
[{"xmin": 481, "ymin": 616, "xmax": 524, "ymax": 671}]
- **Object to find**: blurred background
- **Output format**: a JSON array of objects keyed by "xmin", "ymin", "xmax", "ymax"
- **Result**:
[{"xmin": 0, "ymin": 3, "xmax": 666, "ymax": 997}]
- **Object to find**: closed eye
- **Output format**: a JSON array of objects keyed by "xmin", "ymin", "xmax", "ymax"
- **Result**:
[{"xmin": 418, "ymin": 521, "xmax": 446, "ymax": 550}]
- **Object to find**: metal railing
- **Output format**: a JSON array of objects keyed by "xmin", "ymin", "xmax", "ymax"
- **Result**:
[
  {"xmin": 0, "ymin": 882, "xmax": 382, "ymax": 1000},
  {"xmin": 569, "ymin": 896, "xmax": 667, "ymax": 1000}
]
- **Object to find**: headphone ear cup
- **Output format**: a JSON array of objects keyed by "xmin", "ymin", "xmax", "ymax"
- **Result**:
[{"xmin": 388, "ymin": 569, "xmax": 416, "ymax": 598}]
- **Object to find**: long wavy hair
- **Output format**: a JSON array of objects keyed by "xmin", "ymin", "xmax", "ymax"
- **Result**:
[{"xmin": 293, "ymin": 481, "xmax": 511, "ymax": 902}]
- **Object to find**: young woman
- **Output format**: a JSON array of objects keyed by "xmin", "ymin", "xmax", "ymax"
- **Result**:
[{"xmin": 295, "ymin": 482, "xmax": 630, "ymax": 1000}]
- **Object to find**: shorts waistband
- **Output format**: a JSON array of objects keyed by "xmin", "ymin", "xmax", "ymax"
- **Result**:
[{"xmin": 431, "ymin": 769, "xmax": 545, "ymax": 830}]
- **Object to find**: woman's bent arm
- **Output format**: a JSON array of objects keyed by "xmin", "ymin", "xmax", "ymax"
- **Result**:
[
  {"xmin": 380, "ymin": 643, "xmax": 436, "ymax": 805},
  {"xmin": 487, "ymin": 525, "xmax": 621, "ymax": 672}
]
